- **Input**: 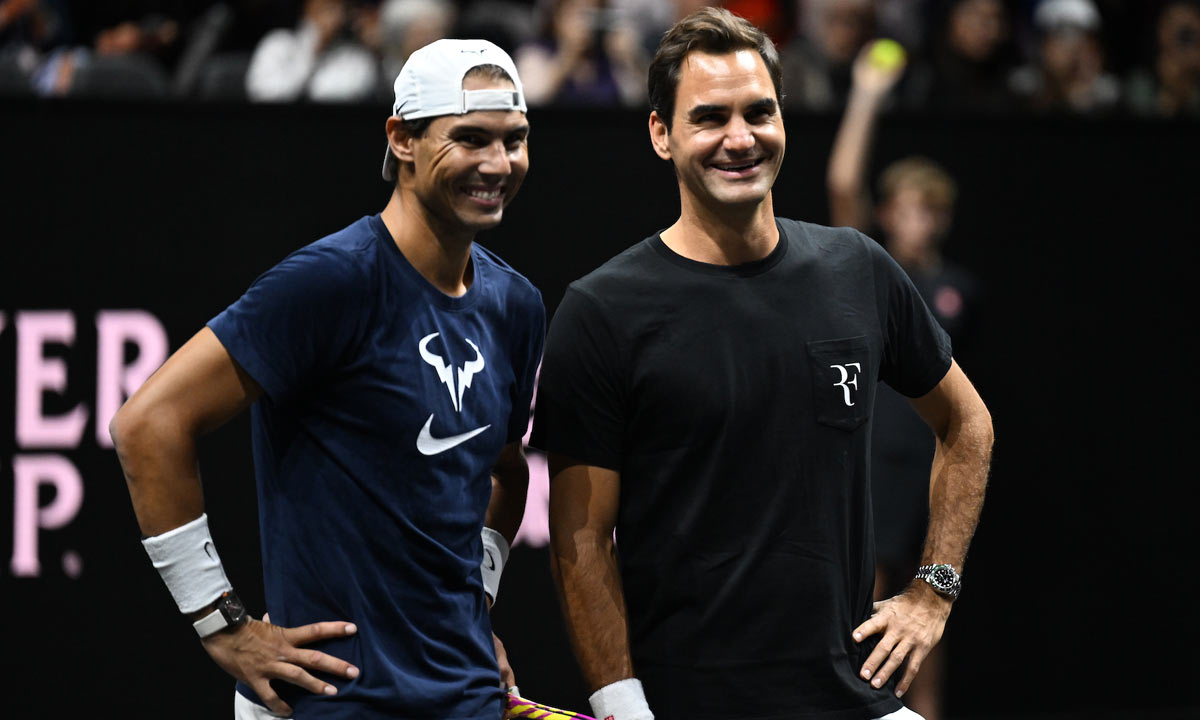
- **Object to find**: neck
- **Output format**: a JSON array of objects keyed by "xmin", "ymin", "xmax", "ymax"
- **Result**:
[
  {"xmin": 891, "ymin": 244, "xmax": 940, "ymax": 273},
  {"xmin": 661, "ymin": 191, "xmax": 779, "ymax": 265},
  {"xmin": 380, "ymin": 188, "xmax": 474, "ymax": 296}
]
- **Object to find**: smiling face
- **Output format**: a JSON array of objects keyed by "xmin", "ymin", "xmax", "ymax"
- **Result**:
[
  {"xmin": 650, "ymin": 49, "xmax": 785, "ymax": 214},
  {"xmin": 393, "ymin": 74, "xmax": 530, "ymax": 235}
]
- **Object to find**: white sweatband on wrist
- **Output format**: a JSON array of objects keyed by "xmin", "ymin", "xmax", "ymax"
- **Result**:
[
  {"xmin": 480, "ymin": 526, "xmax": 510, "ymax": 603},
  {"xmin": 589, "ymin": 678, "xmax": 654, "ymax": 720},
  {"xmin": 141, "ymin": 513, "xmax": 232, "ymax": 614}
]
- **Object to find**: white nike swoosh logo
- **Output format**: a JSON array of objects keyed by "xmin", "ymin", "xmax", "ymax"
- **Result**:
[{"xmin": 416, "ymin": 414, "xmax": 491, "ymax": 456}]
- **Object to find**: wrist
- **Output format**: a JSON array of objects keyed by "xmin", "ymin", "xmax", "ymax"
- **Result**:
[
  {"xmin": 589, "ymin": 678, "xmax": 653, "ymax": 720},
  {"xmin": 914, "ymin": 562, "xmax": 962, "ymax": 601},
  {"xmin": 848, "ymin": 87, "xmax": 888, "ymax": 110},
  {"xmin": 910, "ymin": 577, "xmax": 953, "ymax": 607},
  {"xmin": 192, "ymin": 589, "xmax": 250, "ymax": 638},
  {"xmin": 480, "ymin": 527, "xmax": 510, "ymax": 604},
  {"xmin": 141, "ymin": 513, "xmax": 233, "ymax": 614}
]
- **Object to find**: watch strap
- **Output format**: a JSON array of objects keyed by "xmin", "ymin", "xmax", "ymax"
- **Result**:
[
  {"xmin": 192, "ymin": 590, "xmax": 248, "ymax": 638},
  {"xmin": 915, "ymin": 563, "xmax": 962, "ymax": 599},
  {"xmin": 193, "ymin": 606, "xmax": 230, "ymax": 638}
]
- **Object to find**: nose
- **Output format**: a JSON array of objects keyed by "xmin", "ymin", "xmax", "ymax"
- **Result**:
[
  {"xmin": 478, "ymin": 140, "xmax": 512, "ymax": 177},
  {"xmin": 723, "ymin": 116, "xmax": 755, "ymax": 153}
]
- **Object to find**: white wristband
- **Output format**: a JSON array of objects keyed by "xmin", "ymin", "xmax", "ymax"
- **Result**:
[
  {"xmin": 480, "ymin": 526, "xmax": 510, "ymax": 603},
  {"xmin": 589, "ymin": 678, "xmax": 654, "ymax": 720},
  {"xmin": 141, "ymin": 513, "xmax": 232, "ymax": 614}
]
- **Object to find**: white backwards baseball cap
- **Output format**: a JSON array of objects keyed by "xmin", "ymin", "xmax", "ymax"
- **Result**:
[
  {"xmin": 382, "ymin": 38, "xmax": 527, "ymax": 182},
  {"xmin": 1034, "ymin": 0, "xmax": 1101, "ymax": 33}
]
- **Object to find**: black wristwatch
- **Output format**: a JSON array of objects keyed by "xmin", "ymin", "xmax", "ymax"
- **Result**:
[
  {"xmin": 915, "ymin": 564, "xmax": 962, "ymax": 600},
  {"xmin": 192, "ymin": 590, "xmax": 249, "ymax": 638}
]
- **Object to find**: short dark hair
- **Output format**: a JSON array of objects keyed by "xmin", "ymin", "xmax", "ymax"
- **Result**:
[
  {"xmin": 647, "ymin": 7, "xmax": 783, "ymax": 131},
  {"xmin": 400, "ymin": 63, "xmax": 516, "ymax": 139}
]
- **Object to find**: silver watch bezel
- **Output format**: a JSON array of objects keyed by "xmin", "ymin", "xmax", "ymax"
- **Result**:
[{"xmin": 917, "ymin": 563, "xmax": 961, "ymax": 599}]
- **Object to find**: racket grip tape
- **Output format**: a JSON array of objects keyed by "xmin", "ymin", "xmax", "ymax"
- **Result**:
[{"xmin": 506, "ymin": 695, "xmax": 598, "ymax": 720}]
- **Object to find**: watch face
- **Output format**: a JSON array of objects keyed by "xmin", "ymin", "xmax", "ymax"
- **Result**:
[
  {"xmin": 220, "ymin": 592, "xmax": 248, "ymax": 624},
  {"xmin": 930, "ymin": 565, "xmax": 957, "ymax": 590}
]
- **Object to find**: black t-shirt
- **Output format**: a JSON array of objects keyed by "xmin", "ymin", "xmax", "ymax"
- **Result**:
[{"xmin": 531, "ymin": 219, "xmax": 952, "ymax": 720}]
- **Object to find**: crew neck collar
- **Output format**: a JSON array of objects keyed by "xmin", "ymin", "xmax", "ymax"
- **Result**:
[
  {"xmin": 648, "ymin": 220, "xmax": 788, "ymax": 278},
  {"xmin": 369, "ymin": 214, "xmax": 483, "ymax": 311}
]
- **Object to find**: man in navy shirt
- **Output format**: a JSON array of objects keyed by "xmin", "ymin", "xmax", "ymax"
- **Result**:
[{"xmin": 111, "ymin": 39, "xmax": 544, "ymax": 719}]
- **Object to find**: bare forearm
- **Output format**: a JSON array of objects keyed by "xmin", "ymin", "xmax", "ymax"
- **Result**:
[
  {"xmin": 551, "ymin": 536, "xmax": 634, "ymax": 690},
  {"xmin": 486, "ymin": 444, "xmax": 529, "ymax": 543},
  {"xmin": 486, "ymin": 475, "xmax": 527, "ymax": 544},
  {"xmin": 111, "ymin": 404, "xmax": 206, "ymax": 536},
  {"xmin": 519, "ymin": 48, "xmax": 584, "ymax": 106},
  {"xmin": 828, "ymin": 88, "xmax": 886, "ymax": 230},
  {"xmin": 531, "ymin": 58, "xmax": 579, "ymax": 104},
  {"xmin": 110, "ymin": 329, "xmax": 262, "ymax": 537},
  {"xmin": 921, "ymin": 413, "xmax": 993, "ymax": 570}
]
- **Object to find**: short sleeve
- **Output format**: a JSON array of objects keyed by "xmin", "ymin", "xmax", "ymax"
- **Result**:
[
  {"xmin": 506, "ymin": 291, "xmax": 547, "ymax": 444},
  {"xmin": 207, "ymin": 244, "xmax": 370, "ymax": 404},
  {"xmin": 529, "ymin": 285, "xmax": 626, "ymax": 471},
  {"xmin": 869, "ymin": 237, "xmax": 953, "ymax": 397}
]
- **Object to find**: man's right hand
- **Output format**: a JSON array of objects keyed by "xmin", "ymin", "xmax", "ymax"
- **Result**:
[
  {"xmin": 850, "ymin": 39, "xmax": 908, "ymax": 101},
  {"xmin": 201, "ymin": 615, "xmax": 359, "ymax": 716}
]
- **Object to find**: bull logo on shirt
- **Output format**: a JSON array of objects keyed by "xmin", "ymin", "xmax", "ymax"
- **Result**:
[{"xmin": 419, "ymin": 333, "xmax": 485, "ymax": 413}]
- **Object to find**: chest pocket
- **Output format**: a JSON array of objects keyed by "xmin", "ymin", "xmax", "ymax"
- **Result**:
[{"xmin": 806, "ymin": 336, "xmax": 871, "ymax": 431}]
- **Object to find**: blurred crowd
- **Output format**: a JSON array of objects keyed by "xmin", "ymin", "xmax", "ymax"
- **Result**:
[{"xmin": 1, "ymin": 0, "xmax": 1197, "ymax": 117}]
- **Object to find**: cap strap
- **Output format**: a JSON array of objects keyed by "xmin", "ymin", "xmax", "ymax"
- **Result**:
[{"xmin": 461, "ymin": 89, "xmax": 524, "ymax": 114}]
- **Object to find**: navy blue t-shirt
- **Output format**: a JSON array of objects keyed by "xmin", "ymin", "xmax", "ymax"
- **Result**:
[{"xmin": 208, "ymin": 215, "xmax": 544, "ymax": 719}]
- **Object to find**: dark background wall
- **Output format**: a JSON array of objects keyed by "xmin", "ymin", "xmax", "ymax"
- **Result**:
[{"xmin": 2, "ymin": 98, "xmax": 1198, "ymax": 718}]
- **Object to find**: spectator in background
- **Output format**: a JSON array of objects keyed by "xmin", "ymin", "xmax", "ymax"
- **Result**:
[
  {"xmin": 378, "ymin": 0, "xmax": 454, "ymax": 84},
  {"xmin": 515, "ymin": 0, "xmax": 646, "ymax": 106},
  {"xmin": 245, "ymin": 0, "xmax": 379, "ymax": 102},
  {"xmin": 0, "ymin": 0, "xmax": 70, "ymax": 93},
  {"xmin": 29, "ymin": 7, "xmax": 183, "ymax": 97},
  {"xmin": 902, "ymin": 0, "xmax": 1018, "ymax": 112},
  {"xmin": 1009, "ymin": 0, "xmax": 1120, "ymax": 113},
  {"xmin": 452, "ymin": 0, "xmax": 537, "ymax": 54},
  {"xmin": 780, "ymin": 0, "xmax": 877, "ymax": 111},
  {"xmin": 875, "ymin": 0, "xmax": 937, "ymax": 57},
  {"xmin": 1125, "ymin": 0, "xmax": 1200, "ymax": 117},
  {"xmin": 827, "ymin": 40, "xmax": 981, "ymax": 720},
  {"xmin": 94, "ymin": 12, "xmax": 180, "ymax": 66},
  {"xmin": 724, "ymin": 0, "xmax": 793, "ymax": 46},
  {"xmin": 614, "ymin": 0, "xmax": 715, "ymax": 60},
  {"xmin": 0, "ymin": 0, "xmax": 70, "ymax": 53}
]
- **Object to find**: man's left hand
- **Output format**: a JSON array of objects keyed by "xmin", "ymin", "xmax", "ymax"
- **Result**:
[
  {"xmin": 851, "ymin": 582, "xmax": 952, "ymax": 696},
  {"xmin": 494, "ymin": 632, "xmax": 515, "ymax": 690}
]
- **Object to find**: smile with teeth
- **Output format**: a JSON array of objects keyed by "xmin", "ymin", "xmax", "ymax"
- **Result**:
[
  {"xmin": 464, "ymin": 187, "xmax": 503, "ymax": 200},
  {"xmin": 712, "ymin": 158, "xmax": 765, "ymax": 172}
]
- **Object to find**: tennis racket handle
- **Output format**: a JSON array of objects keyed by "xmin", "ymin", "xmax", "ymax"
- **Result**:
[{"xmin": 506, "ymin": 694, "xmax": 598, "ymax": 720}]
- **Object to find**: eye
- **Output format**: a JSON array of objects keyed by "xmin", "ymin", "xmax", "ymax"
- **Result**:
[
  {"xmin": 459, "ymin": 134, "xmax": 487, "ymax": 147},
  {"xmin": 747, "ymin": 106, "xmax": 775, "ymax": 122}
]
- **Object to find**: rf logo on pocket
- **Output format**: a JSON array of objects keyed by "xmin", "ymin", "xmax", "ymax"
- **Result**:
[{"xmin": 830, "ymin": 363, "xmax": 862, "ymax": 406}]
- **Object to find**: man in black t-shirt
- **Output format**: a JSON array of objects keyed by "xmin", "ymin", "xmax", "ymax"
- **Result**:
[{"xmin": 531, "ymin": 8, "xmax": 994, "ymax": 720}]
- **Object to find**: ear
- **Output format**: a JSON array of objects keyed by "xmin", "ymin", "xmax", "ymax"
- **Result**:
[
  {"xmin": 648, "ymin": 110, "xmax": 672, "ymax": 162},
  {"xmin": 386, "ymin": 116, "xmax": 417, "ymax": 163}
]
